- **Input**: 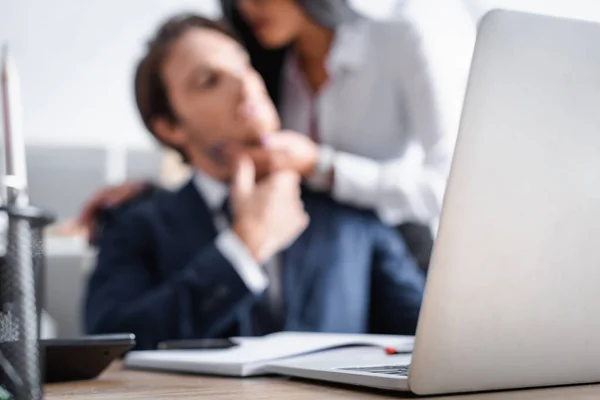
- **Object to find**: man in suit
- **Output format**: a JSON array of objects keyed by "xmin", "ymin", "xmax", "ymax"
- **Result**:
[{"xmin": 84, "ymin": 13, "xmax": 425, "ymax": 350}]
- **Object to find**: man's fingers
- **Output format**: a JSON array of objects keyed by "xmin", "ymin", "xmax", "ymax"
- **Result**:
[
  {"xmin": 276, "ymin": 169, "xmax": 302, "ymax": 183},
  {"xmin": 271, "ymin": 170, "xmax": 302, "ymax": 205},
  {"xmin": 245, "ymin": 147, "xmax": 290, "ymax": 174},
  {"xmin": 231, "ymin": 154, "xmax": 256, "ymax": 203},
  {"xmin": 261, "ymin": 133, "xmax": 290, "ymax": 149},
  {"xmin": 244, "ymin": 148, "xmax": 272, "ymax": 173}
]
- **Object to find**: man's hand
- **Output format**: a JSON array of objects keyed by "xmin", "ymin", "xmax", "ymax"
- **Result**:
[
  {"xmin": 230, "ymin": 155, "xmax": 309, "ymax": 263},
  {"xmin": 243, "ymin": 131, "xmax": 319, "ymax": 177}
]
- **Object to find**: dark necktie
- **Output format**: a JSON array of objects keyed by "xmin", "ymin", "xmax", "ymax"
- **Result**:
[{"xmin": 220, "ymin": 196, "xmax": 232, "ymax": 223}]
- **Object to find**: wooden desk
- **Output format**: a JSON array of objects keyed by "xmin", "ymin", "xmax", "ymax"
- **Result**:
[{"xmin": 45, "ymin": 362, "xmax": 600, "ymax": 400}]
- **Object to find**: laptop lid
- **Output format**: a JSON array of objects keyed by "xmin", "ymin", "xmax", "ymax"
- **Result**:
[{"xmin": 409, "ymin": 9, "xmax": 600, "ymax": 395}]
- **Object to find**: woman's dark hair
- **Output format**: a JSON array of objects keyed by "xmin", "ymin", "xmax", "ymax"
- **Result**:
[
  {"xmin": 219, "ymin": 0, "xmax": 358, "ymax": 108},
  {"xmin": 134, "ymin": 13, "xmax": 238, "ymax": 161},
  {"xmin": 220, "ymin": 1, "xmax": 289, "ymax": 108}
]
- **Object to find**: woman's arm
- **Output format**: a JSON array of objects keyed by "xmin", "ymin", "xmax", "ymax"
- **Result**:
[
  {"xmin": 244, "ymin": 3, "xmax": 475, "ymax": 230},
  {"xmin": 329, "ymin": 3, "xmax": 476, "ymax": 229}
]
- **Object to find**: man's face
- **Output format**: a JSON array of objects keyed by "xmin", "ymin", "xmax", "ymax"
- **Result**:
[{"xmin": 158, "ymin": 27, "xmax": 280, "ymax": 174}]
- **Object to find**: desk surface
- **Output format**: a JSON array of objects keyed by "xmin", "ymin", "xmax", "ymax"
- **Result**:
[{"xmin": 45, "ymin": 362, "xmax": 600, "ymax": 400}]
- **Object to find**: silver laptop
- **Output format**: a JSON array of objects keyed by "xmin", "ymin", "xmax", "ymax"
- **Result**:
[{"xmin": 267, "ymin": 9, "xmax": 600, "ymax": 395}]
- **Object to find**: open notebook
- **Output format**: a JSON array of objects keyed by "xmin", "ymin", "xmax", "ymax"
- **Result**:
[{"xmin": 124, "ymin": 332, "xmax": 414, "ymax": 377}]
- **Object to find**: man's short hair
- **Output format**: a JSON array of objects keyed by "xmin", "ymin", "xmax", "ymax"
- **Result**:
[{"xmin": 134, "ymin": 13, "xmax": 238, "ymax": 162}]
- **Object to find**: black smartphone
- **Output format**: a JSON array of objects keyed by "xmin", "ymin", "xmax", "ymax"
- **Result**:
[
  {"xmin": 157, "ymin": 338, "xmax": 238, "ymax": 350},
  {"xmin": 42, "ymin": 333, "xmax": 136, "ymax": 383}
]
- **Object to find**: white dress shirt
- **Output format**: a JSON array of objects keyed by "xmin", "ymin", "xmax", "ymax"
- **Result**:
[
  {"xmin": 280, "ymin": 0, "xmax": 476, "ymax": 232},
  {"xmin": 193, "ymin": 171, "xmax": 282, "ymax": 315}
]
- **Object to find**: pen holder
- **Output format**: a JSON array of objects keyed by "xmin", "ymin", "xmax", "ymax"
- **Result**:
[{"xmin": 0, "ymin": 205, "xmax": 54, "ymax": 400}]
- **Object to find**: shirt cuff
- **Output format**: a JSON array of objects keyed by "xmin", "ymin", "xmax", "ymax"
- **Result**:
[
  {"xmin": 331, "ymin": 151, "xmax": 424, "ymax": 225},
  {"xmin": 305, "ymin": 145, "xmax": 336, "ymax": 192},
  {"xmin": 215, "ymin": 229, "xmax": 269, "ymax": 294},
  {"xmin": 331, "ymin": 151, "xmax": 381, "ymax": 208}
]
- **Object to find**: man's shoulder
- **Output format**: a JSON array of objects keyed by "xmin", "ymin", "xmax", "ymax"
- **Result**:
[{"xmin": 103, "ymin": 181, "xmax": 195, "ymax": 231}]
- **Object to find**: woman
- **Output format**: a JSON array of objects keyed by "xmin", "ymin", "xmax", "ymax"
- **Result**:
[{"xmin": 79, "ymin": 0, "xmax": 475, "ymax": 270}]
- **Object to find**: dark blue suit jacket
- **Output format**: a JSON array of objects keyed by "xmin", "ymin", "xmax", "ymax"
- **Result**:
[{"xmin": 84, "ymin": 181, "xmax": 425, "ymax": 350}]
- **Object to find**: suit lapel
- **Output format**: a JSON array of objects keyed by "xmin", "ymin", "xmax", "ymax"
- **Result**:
[
  {"xmin": 176, "ymin": 180, "xmax": 218, "ymax": 245},
  {"xmin": 158, "ymin": 181, "xmax": 219, "ymax": 272},
  {"xmin": 282, "ymin": 191, "xmax": 337, "ymax": 331},
  {"xmin": 282, "ymin": 190, "xmax": 373, "ymax": 334},
  {"xmin": 168, "ymin": 180, "xmax": 257, "ymax": 335}
]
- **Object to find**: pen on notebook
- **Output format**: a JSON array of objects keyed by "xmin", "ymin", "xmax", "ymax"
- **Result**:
[{"xmin": 384, "ymin": 347, "xmax": 406, "ymax": 355}]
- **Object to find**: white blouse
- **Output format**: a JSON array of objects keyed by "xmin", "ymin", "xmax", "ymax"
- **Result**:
[{"xmin": 280, "ymin": 0, "xmax": 476, "ymax": 232}]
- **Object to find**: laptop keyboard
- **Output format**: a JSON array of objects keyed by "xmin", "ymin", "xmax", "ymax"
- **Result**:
[{"xmin": 338, "ymin": 364, "xmax": 411, "ymax": 377}]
